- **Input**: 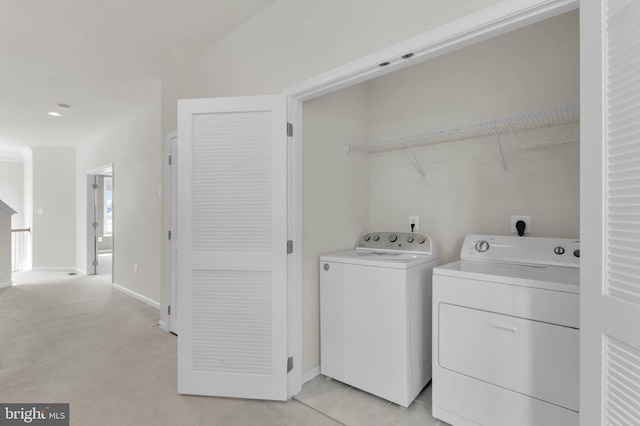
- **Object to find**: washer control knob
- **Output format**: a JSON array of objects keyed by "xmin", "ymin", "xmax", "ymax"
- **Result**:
[
  {"xmin": 388, "ymin": 234, "xmax": 398, "ymax": 242},
  {"xmin": 554, "ymin": 247, "xmax": 565, "ymax": 255},
  {"xmin": 574, "ymin": 249, "xmax": 580, "ymax": 258},
  {"xmin": 373, "ymin": 235, "xmax": 380, "ymax": 241},
  {"xmin": 323, "ymin": 263, "xmax": 329, "ymax": 271},
  {"xmin": 417, "ymin": 237, "xmax": 426, "ymax": 244},
  {"xmin": 475, "ymin": 240, "xmax": 490, "ymax": 252},
  {"xmin": 364, "ymin": 235, "xmax": 370, "ymax": 241},
  {"xmin": 407, "ymin": 236, "xmax": 414, "ymax": 243}
]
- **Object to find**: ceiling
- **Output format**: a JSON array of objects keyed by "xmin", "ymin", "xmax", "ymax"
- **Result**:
[{"xmin": 0, "ymin": 0, "xmax": 278, "ymax": 153}]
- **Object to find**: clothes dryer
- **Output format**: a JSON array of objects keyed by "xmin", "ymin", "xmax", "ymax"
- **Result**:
[{"xmin": 432, "ymin": 234, "xmax": 580, "ymax": 426}]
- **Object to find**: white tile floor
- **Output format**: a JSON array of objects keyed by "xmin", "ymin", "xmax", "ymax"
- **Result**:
[{"xmin": 296, "ymin": 375, "xmax": 450, "ymax": 426}]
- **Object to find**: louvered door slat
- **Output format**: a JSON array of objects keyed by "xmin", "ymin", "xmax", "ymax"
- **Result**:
[
  {"xmin": 609, "ymin": 143, "xmax": 640, "ymax": 158},
  {"xmin": 607, "ymin": 67, "xmax": 640, "ymax": 96}
]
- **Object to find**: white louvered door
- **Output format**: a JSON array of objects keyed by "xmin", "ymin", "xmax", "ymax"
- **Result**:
[
  {"xmin": 177, "ymin": 95, "xmax": 288, "ymax": 400},
  {"xmin": 581, "ymin": 1, "xmax": 640, "ymax": 425}
]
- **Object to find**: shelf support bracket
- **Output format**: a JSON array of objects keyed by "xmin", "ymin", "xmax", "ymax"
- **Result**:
[
  {"xmin": 494, "ymin": 125, "xmax": 507, "ymax": 171},
  {"xmin": 407, "ymin": 145, "xmax": 427, "ymax": 179}
]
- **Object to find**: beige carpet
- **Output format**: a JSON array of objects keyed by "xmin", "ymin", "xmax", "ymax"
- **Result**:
[{"xmin": 0, "ymin": 271, "xmax": 338, "ymax": 426}]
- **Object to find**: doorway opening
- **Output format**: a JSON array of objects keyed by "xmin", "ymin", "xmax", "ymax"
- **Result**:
[{"xmin": 86, "ymin": 164, "xmax": 113, "ymax": 277}]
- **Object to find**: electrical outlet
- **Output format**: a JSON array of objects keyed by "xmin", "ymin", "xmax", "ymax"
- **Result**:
[
  {"xmin": 511, "ymin": 215, "xmax": 531, "ymax": 235},
  {"xmin": 409, "ymin": 215, "xmax": 419, "ymax": 232}
]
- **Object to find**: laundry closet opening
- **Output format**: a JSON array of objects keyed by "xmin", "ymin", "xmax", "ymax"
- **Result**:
[{"xmin": 300, "ymin": 10, "xmax": 579, "ymax": 377}]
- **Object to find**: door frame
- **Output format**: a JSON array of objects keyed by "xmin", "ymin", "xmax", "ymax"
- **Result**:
[
  {"xmin": 282, "ymin": 0, "xmax": 578, "ymax": 396},
  {"xmin": 86, "ymin": 164, "xmax": 114, "ymax": 277},
  {"xmin": 165, "ymin": 131, "xmax": 177, "ymax": 334}
]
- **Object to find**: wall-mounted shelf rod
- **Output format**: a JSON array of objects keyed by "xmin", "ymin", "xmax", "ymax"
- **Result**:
[{"xmin": 344, "ymin": 106, "xmax": 580, "ymax": 154}]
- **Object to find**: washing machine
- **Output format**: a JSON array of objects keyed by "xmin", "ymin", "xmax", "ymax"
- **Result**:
[
  {"xmin": 432, "ymin": 234, "xmax": 580, "ymax": 426},
  {"xmin": 320, "ymin": 231, "xmax": 439, "ymax": 407}
]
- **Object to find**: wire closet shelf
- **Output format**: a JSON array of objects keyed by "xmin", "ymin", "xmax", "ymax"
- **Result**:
[{"xmin": 344, "ymin": 105, "xmax": 580, "ymax": 153}]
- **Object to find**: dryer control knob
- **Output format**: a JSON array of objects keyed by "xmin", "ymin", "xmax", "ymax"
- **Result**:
[
  {"xmin": 554, "ymin": 247, "xmax": 565, "ymax": 255},
  {"xmin": 407, "ymin": 236, "xmax": 414, "ymax": 243},
  {"xmin": 388, "ymin": 234, "xmax": 398, "ymax": 242},
  {"xmin": 364, "ymin": 235, "xmax": 371, "ymax": 241},
  {"xmin": 475, "ymin": 240, "xmax": 490, "ymax": 252},
  {"xmin": 574, "ymin": 249, "xmax": 580, "ymax": 258},
  {"xmin": 373, "ymin": 235, "xmax": 380, "ymax": 241},
  {"xmin": 417, "ymin": 237, "xmax": 426, "ymax": 244}
]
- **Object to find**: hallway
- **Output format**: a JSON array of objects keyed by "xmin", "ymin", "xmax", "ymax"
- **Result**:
[{"xmin": 0, "ymin": 272, "xmax": 337, "ymax": 426}]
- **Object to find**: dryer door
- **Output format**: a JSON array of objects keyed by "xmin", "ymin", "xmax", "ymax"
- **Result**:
[{"xmin": 438, "ymin": 303, "xmax": 579, "ymax": 411}]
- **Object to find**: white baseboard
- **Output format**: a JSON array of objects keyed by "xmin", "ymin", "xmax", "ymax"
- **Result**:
[
  {"xmin": 158, "ymin": 320, "xmax": 169, "ymax": 332},
  {"xmin": 112, "ymin": 283, "xmax": 160, "ymax": 310},
  {"xmin": 303, "ymin": 366, "xmax": 321, "ymax": 384},
  {"xmin": 75, "ymin": 268, "xmax": 87, "ymax": 275},
  {"xmin": 31, "ymin": 267, "xmax": 77, "ymax": 272},
  {"xmin": 0, "ymin": 281, "xmax": 12, "ymax": 289}
]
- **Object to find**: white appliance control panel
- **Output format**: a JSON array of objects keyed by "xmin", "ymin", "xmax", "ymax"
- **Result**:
[
  {"xmin": 462, "ymin": 234, "xmax": 580, "ymax": 267},
  {"xmin": 356, "ymin": 232, "xmax": 433, "ymax": 254}
]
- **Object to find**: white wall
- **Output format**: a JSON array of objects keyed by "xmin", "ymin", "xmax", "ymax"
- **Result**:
[
  {"xmin": 75, "ymin": 103, "xmax": 162, "ymax": 303},
  {"xmin": 367, "ymin": 11, "xmax": 579, "ymax": 263},
  {"xmin": 302, "ymin": 83, "xmax": 370, "ymax": 371},
  {"xmin": 31, "ymin": 147, "xmax": 76, "ymax": 269},
  {"xmin": 0, "ymin": 160, "xmax": 24, "ymax": 228},
  {"xmin": 162, "ymin": 0, "xmax": 501, "ymax": 132},
  {"xmin": 160, "ymin": 0, "xmax": 506, "ymax": 375}
]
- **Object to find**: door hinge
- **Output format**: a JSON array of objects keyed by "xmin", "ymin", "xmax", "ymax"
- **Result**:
[
  {"xmin": 168, "ymin": 305, "xmax": 171, "ymax": 315},
  {"xmin": 92, "ymin": 260, "xmax": 98, "ymax": 266},
  {"xmin": 168, "ymin": 230, "xmax": 172, "ymax": 240},
  {"xmin": 92, "ymin": 183, "xmax": 98, "ymax": 189},
  {"xmin": 287, "ymin": 240, "xmax": 293, "ymax": 254},
  {"xmin": 92, "ymin": 222, "xmax": 98, "ymax": 229},
  {"xmin": 168, "ymin": 155, "xmax": 172, "ymax": 165},
  {"xmin": 287, "ymin": 122, "xmax": 293, "ymax": 137},
  {"xmin": 287, "ymin": 356, "xmax": 293, "ymax": 373}
]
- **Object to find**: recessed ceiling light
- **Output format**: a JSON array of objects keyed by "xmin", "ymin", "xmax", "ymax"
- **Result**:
[
  {"xmin": 47, "ymin": 111, "xmax": 62, "ymax": 117},
  {"xmin": 57, "ymin": 103, "xmax": 70, "ymax": 111}
]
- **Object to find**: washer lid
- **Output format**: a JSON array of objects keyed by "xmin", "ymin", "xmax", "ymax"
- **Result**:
[
  {"xmin": 434, "ymin": 260, "xmax": 579, "ymax": 294},
  {"xmin": 320, "ymin": 250, "xmax": 438, "ymax": 270}
]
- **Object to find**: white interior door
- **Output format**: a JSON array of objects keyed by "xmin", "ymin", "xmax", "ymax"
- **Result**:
[
  {"xmin": 581, "ymin": 1, "xmax": 640, "ymax": 425},
  {"xmin": 86, "ymin": 174, "xmax": 98, "ymax": 275},
  {"xmin": 168, "ymin": 133, "xmax": 179, "ymax": 335},
  {"xmin": 177, "ymin": 95, "xmax": 289, "ymax": 400}
]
